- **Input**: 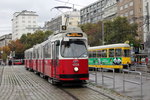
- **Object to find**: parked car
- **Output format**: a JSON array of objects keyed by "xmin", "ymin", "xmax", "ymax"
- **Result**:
[{"xmin": 13, "ymin": 59, "xmax": 24, "ymax": 65}]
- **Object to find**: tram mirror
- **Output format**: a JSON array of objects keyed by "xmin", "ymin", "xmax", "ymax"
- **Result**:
[{"xmin": 56, "ymin": 40, "xmax": 60, "ymax": 46}]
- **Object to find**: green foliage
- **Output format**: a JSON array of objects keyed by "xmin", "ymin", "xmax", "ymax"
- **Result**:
[
  {"xmin": 2, "ymin": 53, "xmax": 7, "ymax": 62},
  {"xmin": 3, "ymin": 30, "xmax": 54, "ymax": 59},
  {"xmin": 8, "ymin": 40, "xmax": 25, "ymax": 59},
  {"xmin": 80, "ymin": 22, "xmax": 103, "ymax": 46},
  {"xmin": 104, "ymin": 16, "xmax": 140, "ymax": 46},
  {"xmin": 80, "ymin": 16, "xmax": 140, "ymax": 47},
  {"xmin": 20, "ymin": 30, "xmax": 53, "ymax": 50}
]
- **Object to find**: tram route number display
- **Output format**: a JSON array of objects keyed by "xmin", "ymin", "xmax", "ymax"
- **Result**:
[{"xmin": 66, "ymin": 33, "xmax": 83, "ymax": 37}]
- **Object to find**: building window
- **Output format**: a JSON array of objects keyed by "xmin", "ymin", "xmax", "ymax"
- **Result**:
[
  {"xmin": 124, "ymin": 12, "xmax": 128, "ymax": 17},
  {"xmin": 124, "ymin": 4, "xmax": 128, "ymax": 9},
  {"xmin": 22, "ymin": 20, "xmax": 25, "ymax": 23},
  {"xmin": 129, "ymin": 2, "xmax": 133, "ymax": 6},
  {"xmin": 69, "ymin": 22, "xmax": 72, "ymax": 25},
  {"xmin": 120, "ymin": 6, "xmax": 123, "ymax": 10},
  {"xmin": 129, "ymin": 10, "xmax": 134, "ymax": 15}
]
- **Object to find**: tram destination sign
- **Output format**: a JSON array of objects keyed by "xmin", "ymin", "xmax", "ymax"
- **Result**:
[{"xmin": 66, "ymin": 33, "xmax": 83, "ymax": 37}]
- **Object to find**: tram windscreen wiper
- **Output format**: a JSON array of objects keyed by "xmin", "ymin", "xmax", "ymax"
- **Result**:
[{"xmin": 77, "ymin": 51, "xmax": 88, "ymax": 58}]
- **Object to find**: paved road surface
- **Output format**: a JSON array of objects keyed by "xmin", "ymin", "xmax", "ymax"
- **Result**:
[{"xmin": 0, "ymin": 65, "xmax": 132, "ymax": 100}]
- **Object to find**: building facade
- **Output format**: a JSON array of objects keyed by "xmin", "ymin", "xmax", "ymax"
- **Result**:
[
  {"xmin": 80, "ymin": 0, "xmax": 117, "ymax": 24},
  {"xmin": 44, "ymin": 10, "xmax": 80, "ymax": 32},
  {"xmin": 0, "ymin": 34, "xmax": 12, "ymax": 47},
  {"xmin": 12, "ymin": 10, "xmax": 38, "ymax": 40},
  {"xmin": 143, "ymin": 0, "xmax": 150, "ymax": 42},
  {"xmin": 117, "ymin": 0, "xmax": 143, "ymax": 41},
  {"xmin": 103, "ymin": 0, "xmax": 117, "ymax": 20}
]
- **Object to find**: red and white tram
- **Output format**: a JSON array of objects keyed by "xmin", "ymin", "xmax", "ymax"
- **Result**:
[
  {"xmin": 25, "ymin": 48, "xmax": 33, "ymax": 70},
  {"xmin": 25, "ymin": 26, "xmax": 89, "ymax": 84}
]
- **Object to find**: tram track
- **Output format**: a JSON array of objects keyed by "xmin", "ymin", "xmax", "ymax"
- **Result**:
[
  {"xmin": 13, "ymin": 66, "xmax": 75, "ymax": 100},
  {"xmin": 59, "ymin": 87, "xmax": 79, "ymax": 100},
  {"xmin": 59, "ymin": 85, "xmax": 115, "ymax": 100},
  {"xmin": 0, "ymin": 65, "xmax": 4, "ymax": 86},
  {"xmin": 86, "ymin": 86, "xmax": 115, "ymax": 100}
]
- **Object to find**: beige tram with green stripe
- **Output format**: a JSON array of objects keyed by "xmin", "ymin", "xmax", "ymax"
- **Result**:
[{"xmin": 88, "ymin": 43, "xmax": 131, "ymax": 69}]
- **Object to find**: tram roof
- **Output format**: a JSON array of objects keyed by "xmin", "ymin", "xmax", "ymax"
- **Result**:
[
  {"xmin": 48, "ymin": 25, "xmax": 87, "ymax": 40},
  {"xmin": 88, "ymin": 43, "xmax": 130, "ymax": 50},
  {"xmin": 25, "ymin": 47, "xmax": 33, "ymax": 52}
]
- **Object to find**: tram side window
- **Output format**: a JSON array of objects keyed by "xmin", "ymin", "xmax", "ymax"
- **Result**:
[
  {"xmin": 25, "ymin": 53, "xmax": 27, "ymax": 59},
  {"xmin": 102, "ymin": 50, "xmax": 107, "ymax": 57},
  {"xmin": 47, "ymin": 42, "xmax": 51, "ymax": 58},
  {"xmin": 44, "ymin": 44, "xmax": 48, "ymax": 58},
  {"xmin": 89, "ymin": 51, "xmax": 93, "ymax": 58},
  {"xmin": 97, "ymin": 50, "xmax": 101, "ymax": 58},
  {"xmin": 38, "ymin": 48, "xmax": 41, "ymax": 59},
  {"xmin": 33, "ymin": 51, "xmax": 36, "ymax": 59},
  {"xmin": 44, "ymin": 43, "xmax": 51, "ymax": 58},
  {"xmin": 36, "ymin": 49, "xmax": 39, "ymax": 59},
  {"xmin": 93, "ymin": 51, "xmax": 97, "ymax": 57},
  {"xmin": 28, "ymin": 53, "xmax": 29, "ymax": 59},
  {"xmin": 115, "ymin": 49, "xmax": 122, "ymax": 57},
  {"xmin": 30, "ymin": 52, "xmax": 32, "ymax": 59},
  {"xmin": 109, "ymin": 49, "xmax": 114, "ymax": 57},
  {"xmin": 124, "ymin": 49, "xmax": 130, "ymax": 57}
]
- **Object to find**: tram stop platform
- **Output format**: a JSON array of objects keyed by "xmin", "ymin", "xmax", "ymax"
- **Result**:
[{"xmin": 89, "ymin": 66, "xmax": 150, "ymax": 100}]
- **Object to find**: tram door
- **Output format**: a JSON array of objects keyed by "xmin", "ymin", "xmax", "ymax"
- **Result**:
[{"xmin": 52, "ymin": 41, "xmax": 59, "ymax": 78}]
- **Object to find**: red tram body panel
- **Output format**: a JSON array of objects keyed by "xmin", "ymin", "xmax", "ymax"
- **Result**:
[
  {"xmin": 24, "ymin": 26, "xmax": 89, "ymax": 84},
  {"xmin": 25, "ymin": 48, "xmax": 33, "ymax": 70},
  {"xmin": 58, "ymin": 59, "xmax": 89, "ymax": 80}
]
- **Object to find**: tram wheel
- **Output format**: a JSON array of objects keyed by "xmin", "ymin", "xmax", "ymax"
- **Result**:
[
  {"xmin": 40, "ymin": 73, "xmax": 44, "ymax": 78},
  {"xmin": 48, "ymin": 78, "xmax": 56, "ymax": 85}
]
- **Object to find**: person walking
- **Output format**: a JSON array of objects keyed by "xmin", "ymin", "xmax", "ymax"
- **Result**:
[{"xmin": 8, "ymin": 59, "xmax": 12, "ymax": 66}]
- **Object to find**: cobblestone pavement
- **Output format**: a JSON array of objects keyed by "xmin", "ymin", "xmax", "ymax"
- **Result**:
[{"xmin": 0, "ymin": 66, "xmax": 132, "ymax": 100}]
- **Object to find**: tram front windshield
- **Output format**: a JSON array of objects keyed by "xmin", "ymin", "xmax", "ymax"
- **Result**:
[{"xmin": 61, "ymin": 40, "xmax": 87, "ymax": 58}]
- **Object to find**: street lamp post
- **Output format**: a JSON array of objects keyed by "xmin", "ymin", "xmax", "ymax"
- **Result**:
[{"xmin": 101, "ymin": 0, "xmax": 108, "ymax": 45}]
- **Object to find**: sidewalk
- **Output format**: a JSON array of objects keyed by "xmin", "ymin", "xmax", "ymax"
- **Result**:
[{"xmin": 89, "ymin": 69, "xmax": 150, "ymax": 100}]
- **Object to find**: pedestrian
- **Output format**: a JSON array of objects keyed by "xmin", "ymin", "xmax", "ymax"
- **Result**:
[
  {"xmin": 146, "ymin": 57, "xmax": 148, "ymax": 65},
  {"xmin": 8, "ymin": 59, "xmax": 12, "ymax": 66}
]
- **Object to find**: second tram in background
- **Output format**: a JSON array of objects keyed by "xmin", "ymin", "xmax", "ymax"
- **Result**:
[
  {"xmin": 88, "ymin": 43, "xmax": 131, "ymax": 70},
  {"xmin": 25, "ymin": 26, "xmax": 89, "ymax": 85}
]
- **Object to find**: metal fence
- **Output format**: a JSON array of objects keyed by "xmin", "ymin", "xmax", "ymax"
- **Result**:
[
  {"xmin": 101, "ymin": 68, "xmax": 115, "ymax": 89},
  {"xmin": 89, "ymin": 67, "xmax": 115, "ymax": 89},
  {"xmin": 122, "ymin": 69, "xmax": 143, "ymax": 99}
]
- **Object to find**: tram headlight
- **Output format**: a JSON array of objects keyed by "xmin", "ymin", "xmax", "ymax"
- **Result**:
[{"xmin": 74, "ymin": 67, "xmax": 79, "ymax": 72}]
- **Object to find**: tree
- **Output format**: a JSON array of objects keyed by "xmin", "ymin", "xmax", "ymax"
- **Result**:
[
  {"xmin": 8, "ymin": 40, "xmax": 25, "ymax": 59},
  {"xmin": 80, "ymin": 16, "xmax": 140, "ymax": 47},
  {"xmin": 80, "ymin": 22, "xmax": 103, "ymax": 46},
  {"xmin": 20, "ymin": 30, "xmax": 53, "ymax": 50},
  {"xmin": 0, "ymin": 46, "xmax": 11, "ymax": 63},
  {"xmin": 104, "ymin": 17, "xmax": 140, "ymax": 46}
]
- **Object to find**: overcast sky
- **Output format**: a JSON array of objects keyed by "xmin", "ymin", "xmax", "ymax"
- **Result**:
[{"xmin": 0, "ymin": 0, "xmax": 97, "ymax": 36}]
